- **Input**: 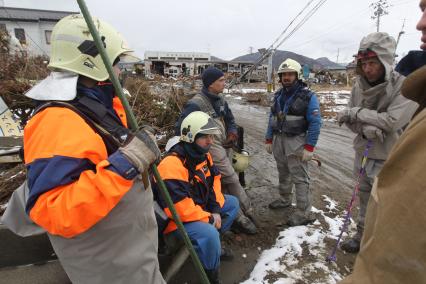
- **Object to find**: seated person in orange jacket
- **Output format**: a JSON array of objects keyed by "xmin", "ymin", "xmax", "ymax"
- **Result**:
[{"xmin": 152, "ymin": 111, "xmax": 239, "ymax": 284}]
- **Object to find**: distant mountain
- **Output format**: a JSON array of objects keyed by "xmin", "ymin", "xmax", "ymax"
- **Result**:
[{"xmin": 232, "ymin": 50, "xmax": 344, "ymax": 70}]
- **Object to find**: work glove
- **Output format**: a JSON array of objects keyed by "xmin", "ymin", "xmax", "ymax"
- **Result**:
[
  {"xmin": 301, "ymin": 145, "xmax": 314, "ymax": 162},
  {"xmin": 119, "ymin": 128, "xmax": 161, "ymax": 174},
  {"xmin": 265, "ymin": 139, "xmax": 273, "ymax": 154},
  {"xmin": 362, "ymin": 124, "xmax": 385, "ymax": 143},
  {"xmin": 337, "ymin": 107, "xmax": 362, "ymax": 126},
  {"xmin": 222, "ymin": 132, "xmax": 238, "ymax": 149},
  {"xmin": 211, "ymin": 213, "xmax": 222, "ymax": 229}
]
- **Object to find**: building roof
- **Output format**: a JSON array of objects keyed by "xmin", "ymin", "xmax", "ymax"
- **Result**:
[{"xmin": 0, "ymin": 7, "xmax": 78, "ymax": 22}]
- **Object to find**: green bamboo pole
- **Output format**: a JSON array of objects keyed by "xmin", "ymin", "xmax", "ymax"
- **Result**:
[{"xmin": 75, "ymin": 1, "xmax": 210, "ymax": 283}]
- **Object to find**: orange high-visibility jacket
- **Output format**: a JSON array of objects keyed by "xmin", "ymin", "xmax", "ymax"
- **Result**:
[
  {"xmin": 153, "ymin": 143, "xmax": 225, "ymax": 234},
  {"xmin": 24, "ymin": 87, "xmax": 138, "ymax": 238}
]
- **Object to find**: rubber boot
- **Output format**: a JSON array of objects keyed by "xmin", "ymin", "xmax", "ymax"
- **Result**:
[
  {"xmin": 205, "ymin": 268, "xmax": 222, "ymax": 284},
  {"xmin": 341, "ymin": 231, "xmax": 362, "ymax": 253},
  {"xmin": 268, "ymin": 198, "xmax": 292, "ymax": 209},
  {"xmin": 287, "ymin": 209, "xmax": 316, "ymax": 226},
  {"xmin": 232, "ymin": 213, "xmax": 257, "ymax": 235}
]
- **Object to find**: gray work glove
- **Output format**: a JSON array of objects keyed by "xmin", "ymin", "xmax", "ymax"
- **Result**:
[
  {"xmin": 337, "ymin": 107, "xmax": 362, "ymax": 126},
  {"xmin": 362, "ymin": 124, "xmax": 385, "ymax": 143},
  {"xmin": 119, "ymin": 128, "xmax": 161, "ymax": 174}
]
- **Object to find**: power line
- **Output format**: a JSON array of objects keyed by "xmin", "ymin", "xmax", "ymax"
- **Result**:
[
  {"xmin": 274, "ymin": 0, "xmax": 328, "ymax": 50},
  {"xmin": 284, "ymin": 7, "xmax": 370, "ymax": 49},
  {"xmin": 229, "ymin": 0, "xmax": 328, "ymax": 87},
  {"xmin": 268, "ymin": 0, "xmax": 316, "ymax": 50}
]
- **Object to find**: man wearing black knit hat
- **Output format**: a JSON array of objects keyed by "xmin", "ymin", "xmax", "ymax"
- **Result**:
[{"xmin": 174, "ymin": 67, "xmax": 257, "ymax": 235}]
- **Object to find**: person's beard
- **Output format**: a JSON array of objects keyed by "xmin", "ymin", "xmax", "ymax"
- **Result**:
[{"xmin": 282, "ymin": 78, "xmax": 295, "ymax": 88}]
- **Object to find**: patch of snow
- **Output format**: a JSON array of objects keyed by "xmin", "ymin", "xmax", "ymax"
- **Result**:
[
  {"xmin": 227, "ymin": 88, "xmax": 267, "ymax": 94},
  {"xmin": 234, "ymin": 96, "xmax": 243, "ymax": 100},
  {"xmin": 242, "ymin": 200, "xmax": 351, "ymax": 284},
  {"xmin": 322, "ymin": 195, "xmax": 338, "ymax": 212}
]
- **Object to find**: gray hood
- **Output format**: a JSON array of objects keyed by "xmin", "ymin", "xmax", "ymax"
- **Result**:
[{"xmin": 356, "ymin": 32, "xmax": 397, "ymax": 82}]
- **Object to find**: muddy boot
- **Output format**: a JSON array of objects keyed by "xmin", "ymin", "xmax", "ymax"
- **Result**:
[
  {"xmin": 341, "ymin": 232, "xmax": 362, "ymax": 253},
  {"xmin": 205, "ymin": 268, "xmax": 222, "ymax": 284},
  {"xmin": 220, "ymin": 246, "xmax": 234, "ymax": 261},
  {"xmin": 268, "ymin": 199, "xmax": 292, "ymax": 209},
  {"xmin": 232, "ymin": 214, "xmax": 257, "ymax": 235},
  {"xmin": 287, "ymin": 210, "xmax": 316, "ymax": 226}
]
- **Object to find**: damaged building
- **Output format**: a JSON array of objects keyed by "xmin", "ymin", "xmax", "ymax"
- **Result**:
[{"xmin": 144, "ymin": 50, "xmax": 268, "ymax": 81}]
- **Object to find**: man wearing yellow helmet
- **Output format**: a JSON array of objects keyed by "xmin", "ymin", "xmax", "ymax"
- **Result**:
[
  {"xmin": 265, "ymin": 58, "xmax": 322, "ymax": 226},
  {"xmin": 7, "ymin": 15, "xmax": 164, "ymax": 283}
]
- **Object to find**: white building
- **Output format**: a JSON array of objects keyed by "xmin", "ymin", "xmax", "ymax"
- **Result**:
[
  {"xmin": 0, "ymin": 6, "xmax": 77, "ymax": 56},
  {"xmin": 144, "ymin": 51, "xmax": 212, "ymax": 77}
]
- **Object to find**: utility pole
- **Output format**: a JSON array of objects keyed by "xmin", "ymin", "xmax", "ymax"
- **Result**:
[
  {"xmin": 395, "ymin": 19, "xmax": 406, "ymax": 56},
  {"xmin": 267, "ymin": 49, "xmax": 275, "ymax": 93},
  {"xmin": 370, "ymin": 0, "xmax": 389, "ymax": 32},
  {"xmin": 336, "ymin": 48, "xmax": 340, "ymax": 64}
]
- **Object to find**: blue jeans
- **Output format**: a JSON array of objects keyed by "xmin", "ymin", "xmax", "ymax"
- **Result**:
[{"xmin": 172, "ymin": 194, "xmax": 239, "ymax": 270}]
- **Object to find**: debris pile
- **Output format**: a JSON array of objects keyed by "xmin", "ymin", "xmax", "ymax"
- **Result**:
[
  {"xmin": 0, "ymin": 164, "xmax": 25, "ymax": 215},
  {"xmin": 124, "ymin": 77, "xmax": 190, "ymax": 146},
  {"xmin": 0, "ymin": 29, "xmax": 49, "ymax": 126}
]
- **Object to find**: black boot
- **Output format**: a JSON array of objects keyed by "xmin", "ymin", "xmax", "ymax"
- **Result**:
[
  {"xmin": 205, "ymin": 268, "xmax": 222, "ymax": 284},
  {"xmin": 287, "ymin": 210, "xmax": 316, "ymax": 226},
  {"xmin": 232, "ymin": 214, "xmax": 257, "ymax": 235},
  {"xmin": 340, "ymin": 238, "xmax": 361, "ymax": 253},
  {"xmin": 268, "ymin": 199, "xmax": 292, "ymax": 209}
]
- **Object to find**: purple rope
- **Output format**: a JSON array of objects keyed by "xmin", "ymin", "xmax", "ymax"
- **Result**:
[{"xmin": 326, "ymin": 140, "xmax": 373, "ymax": 262}]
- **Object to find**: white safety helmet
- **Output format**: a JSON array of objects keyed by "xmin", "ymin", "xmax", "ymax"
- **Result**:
[
  {"xmin": 232, "ymin": 150, "xmax": 250, "ymax": 173},
  {"xmin": 48, "ymin": 14, "xmax": 139, "ymax": 81},
  {"xmin": 277, "ymin": 58, "xmax": 302, "ymax": 79},
  {"xmin": 180, "ymin": 111, "xmax": 221, "ymax": 143}
]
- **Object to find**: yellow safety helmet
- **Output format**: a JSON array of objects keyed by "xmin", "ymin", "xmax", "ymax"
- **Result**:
[
  {"xmin": 277, "ymin": 58, "xmax": 302, "ymax": 79},
  {"xmin": 180, "ymin": 111, "xmax": 221, "ymax": 143},
  {"xmin": 232, "ymin": 150, "xmax": 250, "ymax": 173},
  {"xmin": 48, "ymin": 14, "xmax": 139, "ymax": 81}
]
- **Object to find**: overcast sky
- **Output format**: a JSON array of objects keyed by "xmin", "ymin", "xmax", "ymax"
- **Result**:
[{"xmin": 4, "ymin": 0, "xmax": 423, "ymax": 63}]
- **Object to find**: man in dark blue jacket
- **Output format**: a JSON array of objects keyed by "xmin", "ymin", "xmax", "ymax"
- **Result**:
[
  {"xmin": 265, "ymin": 58, "xmax": 322, "ymax": 226},
  {"xmin": 174, "ymin": 67, "xmax": 257, "ymax": 234}
]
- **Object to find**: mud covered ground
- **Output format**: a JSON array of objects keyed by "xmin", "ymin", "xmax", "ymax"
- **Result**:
[{"xmin": 169, "ymin": 97, "xmax": 359, "ymax": 284}]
